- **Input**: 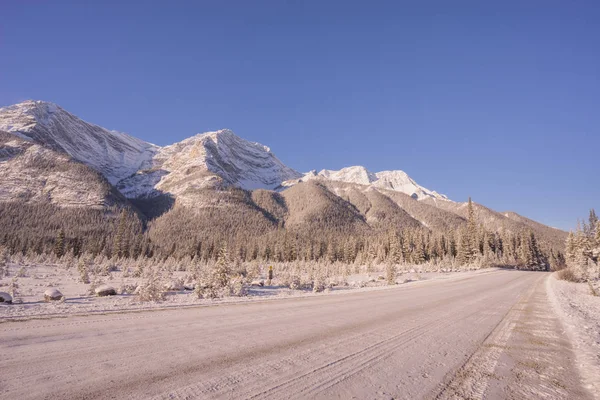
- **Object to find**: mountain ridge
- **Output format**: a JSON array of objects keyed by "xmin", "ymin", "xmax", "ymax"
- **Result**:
[{"xmin": 0, "ymin": 100, "xmax": 567, "ymax": 253}]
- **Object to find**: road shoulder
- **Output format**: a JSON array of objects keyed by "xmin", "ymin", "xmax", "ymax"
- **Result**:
[{"xmin": 433, "ymin": 274, "xmax": 593, "ymax": 400}]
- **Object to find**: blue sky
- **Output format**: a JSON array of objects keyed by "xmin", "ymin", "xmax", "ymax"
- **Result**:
[{"xmin": 1, "ymin": 1, "xmax": 598, "ymax": 230}]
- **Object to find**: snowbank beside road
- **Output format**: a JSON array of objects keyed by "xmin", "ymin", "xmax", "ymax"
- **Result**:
[{"xmin": 547, "ymin": 274, "xmax": 600, "ymax": 398}]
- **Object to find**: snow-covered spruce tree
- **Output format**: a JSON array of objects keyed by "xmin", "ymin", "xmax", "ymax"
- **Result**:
[
  {"xmin": 312, "ymin": 264, "xmax": 326, "ymax": 293},
  {"xmin": 137, "ymin": 268, "xmax": 166, "ymax": 302},
  {"xmin": 213, "ymin": 243, "xmax": 231, "ymax": 290},
  {"xmin": 386, "ymin": 261, "xmax": 397, "ymax": 285},
  {"xmin": 77, "ymin": 257, "xmax": 90, "ymax": 284},
  {"xmin": 560, "ymin": 212, "xmax": 600, "ymax": 282},
  {"xmin": 460, "ymin": 197, "xmax": 480, "ymax": 266},
  {"xmin": 195, "ymin": 243, "xmax": 245, "ymax": 298}
]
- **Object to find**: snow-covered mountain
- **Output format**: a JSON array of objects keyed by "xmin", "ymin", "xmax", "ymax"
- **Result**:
[
  {"xmin": 284, "ymin": 166, "xmax": 449, "ymax": 201},
  {"xmin": 0, "ymin": 100, "xmax": 568, "ymax": 251},
  {"xmin": 118, "ymin": 129, "xmax": 302, "ymax": 198},
  {"xmin": 0, "ymin": 101, "xmax": 443, "ymax": 201},
  {"xmin": 0, "ymin": 101, "xmax": 301, "ymax": 199},
  {"xmin": 0, "ymin": 100, "xmax": 158, "ymax": 185}
]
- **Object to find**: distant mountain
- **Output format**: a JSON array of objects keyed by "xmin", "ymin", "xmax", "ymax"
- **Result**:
[
  {"xmin": 0, "ymin": 100, "xmax": 567, "ymax": 254},
  {"xmin": 285, "ymin": 166, "xmax": 448, "ymax": 201}
]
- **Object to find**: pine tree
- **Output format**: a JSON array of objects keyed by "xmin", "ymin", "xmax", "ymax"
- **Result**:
[
  {"xmin": 458, "ymin": 198, "xmax": 479, "ymax": 265},
  {"xmin": 528, "ymin": 231, "xmax": 544, "ymax": 270},
  {"xmin": 213, "ymin": 242, "xmax": 230, "ymax": 289},
  {"xmin": 54, "ymin": 229, "xmax": 66, "ymax": 258},
  {"xmin": 519, "ymin": 232, "xmax": 533, "ymax": 268},
  {"xmin": 388, "ymin": 233, "xmax": 402, "ymax": 264},
  {"xmin": 386, "ymin": 261, "xmax": 397, "ymax": 285},
  {"xmin": 466, "ymin": 198, "xmax": 479, "ymax": 261}
]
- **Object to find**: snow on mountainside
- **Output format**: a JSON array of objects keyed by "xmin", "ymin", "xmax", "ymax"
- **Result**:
[
  {"xmin": 284, "ymin": 166, "xmax": 449, "ymax": 201},
  {"xmin": 0, "ymin": 100, "xmax": 158, "ymax": 184},
  {"xmin": 0, "ymin": 101, "xmax": 443, "ymax": 202},
  {"xmin": 118, "ymin": 129, "xmax": 302, "ymax": 198},
  {"xmin": 0, "ymin": 130, "xmax": 124, "ymax": 208}
]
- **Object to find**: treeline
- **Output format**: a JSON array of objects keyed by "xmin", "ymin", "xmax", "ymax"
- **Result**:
[
  {"xmin": 1, "ymin": 198, "xmax": 556, "ymax": 270},
  {"xmin": 561, "ymin": 209, "xmax": 600, "ymax": 282}
]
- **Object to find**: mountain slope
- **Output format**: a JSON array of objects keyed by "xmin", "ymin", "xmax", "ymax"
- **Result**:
[
  {"xmin": 0, "ymin": 100, "xmax": 157, "ymax": 185},
  {"xmin": 0, "ymin": 130, "xmax": 126, "ymax": 209}
]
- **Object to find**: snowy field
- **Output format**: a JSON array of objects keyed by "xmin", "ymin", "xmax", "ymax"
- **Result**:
[{"xmin": 1, "ymin": 261, "xmax": 472, "ymax": 321}]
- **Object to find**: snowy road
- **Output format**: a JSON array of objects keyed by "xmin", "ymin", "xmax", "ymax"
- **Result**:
[{"xmin": 0, "ymin": 270, "xmax": 592, "ymax": 400}]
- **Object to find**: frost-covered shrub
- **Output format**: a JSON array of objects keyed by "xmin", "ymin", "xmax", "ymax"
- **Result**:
[
  {"xmin": 100, "ymin": 261, "xmax": 117, "ymax": 276},
  {"xmin": 136, "ymin": 271, "xmax": 166, "ymax": 302},
  {"xmin": 119, "ymin": 283, "xmax": 137, "ymax": 295},
  {"xmin": 288, "ymin": 274, "xmax": 302, "ymax": 290}
]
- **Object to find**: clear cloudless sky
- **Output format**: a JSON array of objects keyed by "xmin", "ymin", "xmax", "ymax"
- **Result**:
[{"xmin": 1, "ymin": 1, "xmax": 598, "ymax": 230}]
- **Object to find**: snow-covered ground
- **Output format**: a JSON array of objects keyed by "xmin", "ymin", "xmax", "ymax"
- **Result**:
[
  {"xmin": 548, "ymin": 274, "xmax": 600, "ymax": 397},
  {"xmin": 1, "ymin": 269, "xmax": 594, "ymax": 399},
  {"xmin": 0, "ymin": 262, "xmax": 476, "ymax": 321}
]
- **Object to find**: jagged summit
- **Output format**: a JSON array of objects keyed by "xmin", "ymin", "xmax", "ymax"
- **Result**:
[{"xmin": 119, "ymin": 128, "xmax": 302, "ymax": 198}]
